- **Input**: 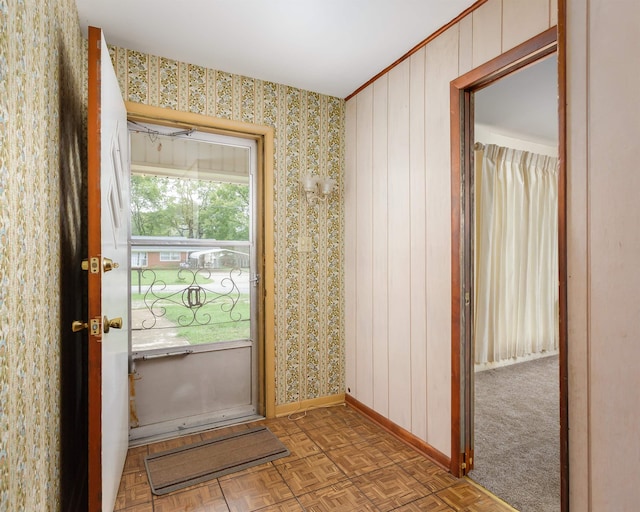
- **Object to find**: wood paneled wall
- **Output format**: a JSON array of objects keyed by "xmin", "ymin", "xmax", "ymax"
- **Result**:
[
  {"xmin": 566, "ymin": 0, "xmax": 640, "ymax": 510},
  {"xmin": 345, "ymin": 0, "xmax": 557, "ymax": 458}
]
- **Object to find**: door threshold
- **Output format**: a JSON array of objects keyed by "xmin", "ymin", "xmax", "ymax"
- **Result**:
[
  {"xmin": 464, "ymin": 477, "xmax": 519, "ymax": 512},
  {"xmin": 128, "ymin": 413, "xmax": 264, "ymax": 447}
]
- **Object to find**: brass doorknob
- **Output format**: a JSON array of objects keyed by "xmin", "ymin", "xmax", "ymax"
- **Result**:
[
  {"xmin": 103, "ymin": 316, "xmax": 123, "ymax": 333},
  {"xmin": 103, "ymin": 258, "xmax": 119, "ymax": 272},
  {"xmin": 81, "ymin": 257, "xmax": 119, "ymax": 272},
  {"xmin": 72, "ymin": 320, "xmax": 88, "ymax": 332}
]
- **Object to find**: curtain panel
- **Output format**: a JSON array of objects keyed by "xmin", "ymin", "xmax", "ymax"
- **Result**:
[{"xmin": 474, "ymin": 144, "xmax": 559, "ymax": 365}]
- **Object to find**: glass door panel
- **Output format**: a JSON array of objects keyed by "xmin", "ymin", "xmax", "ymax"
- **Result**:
[{"xmin": 127, "ymin": 123, "xmax": 261, "ymax": 442}]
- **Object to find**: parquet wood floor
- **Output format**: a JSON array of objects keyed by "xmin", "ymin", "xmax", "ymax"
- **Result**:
[{"xmin": 115, "ymin": 405, "xmax": 515, "ymax": 511}]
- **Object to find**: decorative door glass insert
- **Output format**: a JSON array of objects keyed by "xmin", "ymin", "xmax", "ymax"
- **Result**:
[{"xmin": 129, "ymin": 126, "xmax": 254, "ymax": 352}]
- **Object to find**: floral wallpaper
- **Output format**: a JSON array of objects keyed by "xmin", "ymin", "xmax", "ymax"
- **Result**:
[
  {"xmin": 111, "ymin": 47, "xmax": 346, "ymax": 406},
  {"xmin": 1, "ymin": 0, "xmax": 86, "ymax": 510}
]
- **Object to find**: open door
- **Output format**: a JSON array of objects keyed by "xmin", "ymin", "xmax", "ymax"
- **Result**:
[
  {"xmin": 450, "ymin": 27, "xmax": 568, "ymax": 511},
  {"xmin": 86, "ymin": 26, "xmax": 130, "ymax": 511}
]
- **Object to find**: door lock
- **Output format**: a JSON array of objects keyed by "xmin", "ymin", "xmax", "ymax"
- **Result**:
[
  {"xmin": 72, "ymin": 318, "xmax": 104, "ymax": 336},
  {"xmin": 103, "ymin": 316, "xmax": 123, "ymax": 333},
  {"xmin": 81, "ymin": 257, "xmax": 119, "ymax": 273},
  {"xmin": 72, "ymin": 320, "xmax": 88, "ymax": 332},
  {"xmin": 90, "ymin": 318, "xmax": 101, "ymax": 336}
]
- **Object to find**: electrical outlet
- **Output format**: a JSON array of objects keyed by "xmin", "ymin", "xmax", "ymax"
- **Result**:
[{"xmin": 298, "ymin": 236, "xmax": 312, "ymax": 252}]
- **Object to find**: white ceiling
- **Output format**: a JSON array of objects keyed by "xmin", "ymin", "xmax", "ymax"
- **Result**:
[
  {"xmin": 74, "ymin": 0, "xmax": 477, "ymax": 98},
  {"xmin": 475, "ymin": 54, "xmax": 558, "ymax": 145},
  {"xmin": 75, "ymin": 0, "xmax": 558, "ymax": 142}
]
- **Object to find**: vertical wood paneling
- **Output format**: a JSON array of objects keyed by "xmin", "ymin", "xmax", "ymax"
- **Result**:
[
  {"xmin": 472, "ymin": 0, "xmax": 503, "ymax": 67},
  {"xmin": 344, "ymin": 98, "xmax": 358, "ymax": 396},
  {"xmin": 344, "ymin": 0, "xmax": 570, "ymax": 465},
  {"xmin": 588, "ymin": 0, "xmax": 640, "ymax": 508},
  {"xmin": 372, "ymin": 77, "xmax": 390, "ymax": 415},
  {"xmin": 502, "ymin": 0, "xmax": 551, "ymax": 51},
  {"xmin": 458, "ymin": 15, "xmax": 474, "ymax": 76},
  {"xmin": 355, "ymin": 86, "xmax": 375, "ymax": 408},
  {"xmin": 386, "ymin": 60, "xmax": 412, "ymax": 430},
  {"xmin": 424, "ymin": 26, "xmax": 459, "ymax": 455},
  {"xmin": 409, "ymin": 48, "xmax": 428, "ymax": 441},
  {"xmin": 565, "ymin": 1, "xmax": 589, "ymax": 509}
]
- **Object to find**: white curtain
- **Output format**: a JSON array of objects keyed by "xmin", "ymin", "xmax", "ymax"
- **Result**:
[{"xmin": 474, "ymin": 144, "xmax": 559, "ymax": 364}]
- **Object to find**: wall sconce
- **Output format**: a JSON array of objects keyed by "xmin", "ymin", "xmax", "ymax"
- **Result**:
[{"xmin": 300, "ymin": 173, "xmax": 337, "ymax": 204}]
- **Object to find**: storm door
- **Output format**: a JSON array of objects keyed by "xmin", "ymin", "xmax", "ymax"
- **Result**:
[{"xmin": 127, "ymin": 122, "xmax": 262, "ymax": 442}]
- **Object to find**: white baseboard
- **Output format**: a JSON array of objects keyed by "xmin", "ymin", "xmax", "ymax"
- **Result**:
[{"xmin": 475, "ymin": 350, "xmax": 559, "ymax": 372}]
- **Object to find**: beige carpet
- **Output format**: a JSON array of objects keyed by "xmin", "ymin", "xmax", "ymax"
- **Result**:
[
  {"xmin": 469, "ymin": 355, "xmax": 560, "ymax": 512},
  {"xmin": 145, "ymin": 426, "xmax": 289, "ymax": 495}
]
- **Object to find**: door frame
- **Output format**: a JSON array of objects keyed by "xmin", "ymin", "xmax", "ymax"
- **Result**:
[
  {"xmin": 87, "ymin": 27, "xmax": 101, "ymax": 512},
  {"xmin": 449, "ymin": 25, "xmax": 568, "ymax": 511},
  {"xmin": 125, "ymin": 102, "xmax": 276, "ymax": 419}
]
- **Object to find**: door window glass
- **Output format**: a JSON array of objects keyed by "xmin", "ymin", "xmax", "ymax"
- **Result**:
[{"xmin": 129, "ymin": 126, "xmax": 255, "ymax": 352}]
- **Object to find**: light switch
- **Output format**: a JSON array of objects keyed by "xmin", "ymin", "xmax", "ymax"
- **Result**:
[{"xmin": 298, "ymin": 236, "xmax": 312, "ymax": 252}]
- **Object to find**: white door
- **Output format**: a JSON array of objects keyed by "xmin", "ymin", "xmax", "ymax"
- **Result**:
[{"xmin": 86, "ymin": 26, "xmax": 130, "ymax": 512}]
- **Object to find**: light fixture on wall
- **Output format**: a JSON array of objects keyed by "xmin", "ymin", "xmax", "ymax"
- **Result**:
[{"xmin": 300, "ymin": 173, "xmax": 337, "ymax": 204}]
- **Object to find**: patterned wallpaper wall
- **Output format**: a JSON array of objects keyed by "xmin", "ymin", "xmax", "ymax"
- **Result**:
[
  {"xmin": 1, "ymin": 0, "xmax": 86, "ymax": 510},
  {"xmin": 111, "ymin": 47, "xmax": 345, "ymax": 406}
]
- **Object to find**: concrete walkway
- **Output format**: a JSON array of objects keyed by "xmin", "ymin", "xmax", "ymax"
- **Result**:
[{"xmin": 130, "ymin": 308, "xmax": 190, "ymax": 351}]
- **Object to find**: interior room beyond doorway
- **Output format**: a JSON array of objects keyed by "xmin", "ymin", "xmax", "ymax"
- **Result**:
[{"xmin": 469, "ymin": 54, "xmax": 560, "ymax": 512}]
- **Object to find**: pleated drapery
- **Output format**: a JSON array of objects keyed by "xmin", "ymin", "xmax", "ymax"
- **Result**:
[{"xmin": 474, "ymin": 144, "xmax": 559, "ymax": 365}]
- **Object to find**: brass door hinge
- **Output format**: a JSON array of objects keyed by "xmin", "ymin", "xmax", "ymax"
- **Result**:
[{"xmin": 460, "ymin": 450, "xmax": 474, "ymax": 475}]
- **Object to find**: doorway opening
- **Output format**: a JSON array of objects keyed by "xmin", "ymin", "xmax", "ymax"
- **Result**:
[
  {"xmin": 127, "ymin": 122, "xmax": 261, "ymax": 442},
  {"xmin": 471, "ymin": 53, "xmax": 560, "ymax": 512},
  {"xmin": 450, "ymin": 27, "xmax": 568, "ymax": 512},
  {"xmin": 123, "ymin": 106, "xmax": 276, "ymax": 443}
]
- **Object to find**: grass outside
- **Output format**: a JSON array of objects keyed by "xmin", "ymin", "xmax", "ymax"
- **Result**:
[
  {"xmin": 131, "ymin": 292, "xmax": 250, "ymax": 345},
  {"xmin": 131, "ymin": 268, "xmax": 214, "ymax": 286}
]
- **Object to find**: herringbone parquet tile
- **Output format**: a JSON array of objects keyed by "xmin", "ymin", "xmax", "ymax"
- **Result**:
[
  {"xmin": 122, "ymin": 445, "xmax": 148, "ymax": 474},
  {"xmin": 219, "ymin": 466, "xmax": 294, "ymax": 512},
  {"xmin": 272, "ymin": 430, "xmax": 322, "ymax": 464},
  {"xmin": 304, "ymin": 422, "xmax": 367, "ymax": 450},
  {"xmin": 288, "ymin": 404, "xmax": 359, "ymax": 431},
  {"xmin": 152, "ymin": 481, "xmax": 229, "ymax": 512},
  {"xmin": 351, "ymin": 466, "xmax": 430, "ymax": 512},
  {"xmin": 400, "ymin": 457, "xmax": 460, "ymax": 493},
  {"xmin": 437, "ymin": 480, "xmax": 516, "ymax": 511},
  {"xmin": 254, "ymin": 417, "xmax": 303, "ymax": 437},
  {"xmin": 296, "ymin": 481, "xmax": 377, "ymax": 511},
  {"xmin": 114, "ymin": 469, "xmax": 152, "ymax": 510},
  {"xmin": 115, "ymin": 405, "xmax": 513, "ymax": 511},
  {"xmin": 371, "ymin": 435, "xmax": 425, "ymax": 464},
  {"xmin": 326, "ymin": 440, "xmax": 394, "ymax": 477},
  {"xmin": 392, "ymin": 494, "xmax": 455, "ymax": 511},
  {"xmin": 276, "ymin": 452, "xmax": 347, "ymax": 495},
  {"xmin": 252, "ymin": 498, "xmax": 305, "ymax": 511}
]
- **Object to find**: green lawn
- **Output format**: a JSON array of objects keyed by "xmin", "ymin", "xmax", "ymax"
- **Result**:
[
  {"xmin": 132, "ymin": 293, "xmax": 250, "ymax": 344},
  {"xmin": 131, "ymin": 268, "xmax": 214, "ymax": 286}
]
